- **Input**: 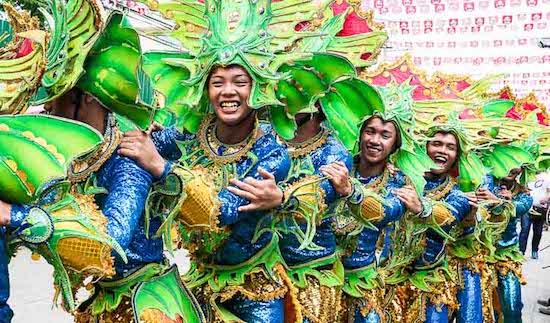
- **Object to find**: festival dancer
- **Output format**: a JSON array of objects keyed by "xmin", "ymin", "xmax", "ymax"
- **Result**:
[
  {"xmin": 469, "ymin": 167, "xmax": 532, "ymax": 323},
  {"xmin": 325, "ymin": 106, "xmax": 435, "ymax": 322},
  {"xmin": 119, "ymin": 1, "xmax": 392, "ymax": 321},
  {"xmin": 1, "ymin": 1, "xmax": 204, "ymax": 320},
  {"xmin": 403, "ymin": 124, "xmax": 473, "ymax": 323}
]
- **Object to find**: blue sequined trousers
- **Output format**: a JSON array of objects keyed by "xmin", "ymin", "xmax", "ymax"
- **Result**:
[
  {"xmin": 415, "ymin": 178, "xmax": 470, "ymax": 323},
  {"xmin": 496, "ymin": 271, "xmax": 523, "ymax": 323},
  {"xmin": 456, "ymin": 267, "xmax": 483, "ymax": 323},
  {"xmin": 353, "ymin": 308, "xmax": 381, "ymax": 323},
  {"xmin": 153, "ymin": 124, "xmax": 290, "ymax": 322},
  {"xmin": 0, "ymin": 229, "xmax": 13, "ymax": 323},
  {"xmin": 426, "ymin": 302, "xmax": 449, "ymax": 323}
]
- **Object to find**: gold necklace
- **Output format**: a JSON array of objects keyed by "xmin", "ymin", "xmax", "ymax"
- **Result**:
[
  {"xmin": 69, "ymin": 114, "xmax": 121, "ymax": 183},
  {"xmin": 198, "ymin": 115, "xmax": 260, "ymax": 165},
  {"xmin": 356, "ymin": 166, "xmax": 390, "ymax": 194},
  {"xmin": 425, "ymin": 175, "xmax": 456, "ymax": 201},
  {"xmin": 287, "ymin": 127, "xmax": 330, "ymax": 158}
]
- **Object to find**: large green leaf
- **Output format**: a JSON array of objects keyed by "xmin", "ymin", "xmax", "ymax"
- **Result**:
[
  {"xmin": 133, "ymin": 265, "xmax": 205, "ymax": 322},
  {"xmin": 78, "ymin": 12, "xmax": 157, "ymax": 130},
  {"xmin": 483, "ymin": 145, "xmax": 535, "ymax": 179},
  {"xmin": 0, "ymin": 115, "xmax": 102, "ymax": 203}
]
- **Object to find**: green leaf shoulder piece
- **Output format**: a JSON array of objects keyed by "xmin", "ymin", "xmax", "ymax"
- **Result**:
[{"xmin": 0, "ymin": 114, "xmax": 103, "ymax": 204}]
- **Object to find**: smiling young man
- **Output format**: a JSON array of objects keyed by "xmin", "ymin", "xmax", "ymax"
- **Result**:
[
  {"xmin": 121, "ymin": 64, "xmax": 290, "ymax": 322},
  {"xmin": 406, "ymin": 130, "xmax": 473, "ymax": 323},
  {"xmin": 466, "ymin": 167, "xmax": 532, "ymax": 323},
  {"xmin": 323, "ymin": 115, "xmax": 416, "ymax": 323}
]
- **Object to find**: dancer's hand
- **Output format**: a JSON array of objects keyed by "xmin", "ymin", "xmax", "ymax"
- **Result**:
[
  {"xmin": 227, "ymin": 167, "xmax": 284, "ymax": 212},
  {"xmin": 0, "ymin": 200, "xmax": 12, "ymax": 226},
  {"xmin": 474, "ymin": 188, "xmax": 500, "ymax": 202},
  {"xmin": 393, "ymin": 185, "xmax": 422, "ymax": 214},
  {"xmin": 119, "ymin": 128, "xmax": 165, "ymax": 178},
  {"xmin": 320, "ymin": 162, "xmax": 352, "ymax": 197}
]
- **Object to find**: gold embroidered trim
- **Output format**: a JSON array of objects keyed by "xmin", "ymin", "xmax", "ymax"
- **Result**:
[
  {"xmin": 296, "ymin": 276, "xmax": 341, "ymax": 323},
  {"xmin": 198, "ymin": 115, "xmax": 260, "ymax": 165},
  {"xmin": 287, "ymin": 127, "xmax": 330, "ymax": 159},
  {"xmin": 432, "ymin": 204, "xmax": 454, "ymax": 226},
  {"xmin": 69, "ymin": 114, "xmax": 121, "ymax": 183},
  {"xmin": 425, "ymin": 175, "xmax": 457, "ymax": 201}
]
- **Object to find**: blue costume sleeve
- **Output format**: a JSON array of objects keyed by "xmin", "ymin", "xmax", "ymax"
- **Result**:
[
  {"xmin": 512, "ymin": 192, "xmax": 532, "ymax": 217},
  {"xmin": 218, "ymin": 142, "xmax": 291, "ymax": 226},
  {"xmin": 380, "ymin": 192, "xmax": 406, "ymax": 226},
  {"xmin": 380, "ymin": 173, "xmax": 407, "ymax": 226},
  {"xmin": 8, "ymin": 204, "xmax": 30, "ymax": 230},
  {"xmin": 445, "ymin": 186, "xmax": 471, "ymax": 224},
  {"xmin": 151, "ymin": 126, "xmax": 185, "ymax": 160},
  {"xmin": 318, "ymin": 147, "xmax": 353, "ymax": 206},
  {"xmin": 100, "ymin": 155, "xmax": 153, "ymax": 251}
]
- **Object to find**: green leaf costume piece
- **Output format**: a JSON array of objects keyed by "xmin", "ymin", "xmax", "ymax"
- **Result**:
[{"xmin": 0, "ymin": 114, "xmax": 102, "ymax": 204}]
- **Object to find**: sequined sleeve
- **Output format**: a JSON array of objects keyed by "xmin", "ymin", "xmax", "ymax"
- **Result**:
[
  {"xmin": 218, "ymin": 138, "xmax": 291, "ymax": 226},
  {"xmin": 151, "ymin": 126, "xmax": 186, "ymax": 161},
  {"xmin": 8, "ymin": 204, "xmax": 30, "ymax": 230},
  {"xmin": 512, "ymin": 191, "xmax": 533, "ymax": 217},
  {"xmin": 444, "ymin": 185, "xmax": 471, "ymax": 224},
  {"xmin": 99, "ymin": 155, "xmax": 153, "ymax": 250},
  {"xmin": 318, "ymin": 143, "xmax": 353, "ymax": 206}
]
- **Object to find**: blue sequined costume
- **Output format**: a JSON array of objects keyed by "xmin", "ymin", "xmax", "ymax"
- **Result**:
[
  {"xmin": 8, "ymin": 116, "xmax": 166, "ymax": 322},
  {"xmin": 404, "ymin": 176, "xmax": 470, "ymax": 323},
  {"xmin": 0, "ymin": 228, "xmax": 13, "ymax": 323},
  {"xmin": 490, "ymin": 177, "xmax": 532, "ymax": 323},
  {"xmin": 278, "ymin": 129, "xmax": 352, "ymax": 322},
  {"xmin": 151, "ymin": 119, "xmax": 290, "ymax": 323},
  {"xmin": 336, "ymin": 165, "xmax": 406, "ymax": 323}
]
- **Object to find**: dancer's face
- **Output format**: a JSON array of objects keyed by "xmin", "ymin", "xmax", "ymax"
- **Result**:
[
  {"xmin": 360, "ymin": 117, "xmax": 398, "ymax": 166},
  {"xmin": 43, "ymin": 88, "xmax": 81, "ymax": 119},
  {"xmin": 503, "ymin": 167, "xmax": 522, "ymax": 181},
  {"xmin": 426, "ymin": 132, "xmax": 459, "ymax": 175},
  {"xmin": 208, "ymin": 65, "xmax": 252, "ymax": 126}
]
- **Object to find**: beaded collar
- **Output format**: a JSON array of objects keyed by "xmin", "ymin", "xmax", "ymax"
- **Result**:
[
  {"xmin": 286, "ymin": 126, "xmax": 330, "ymax": 159},
  {"xmin": 424, "ymin": 175, "xmax": 456, "ymax": 201},
  {"xmin": 355, "ymin": 166, "xmax": 391, "ymax": 195},
  {"xmin": 198, "ymin": 114, "xmax": 260, "ymax": 165},
  {"xmin": 68, "ymin": 114, "xmax": 121, "ymax": 183}
]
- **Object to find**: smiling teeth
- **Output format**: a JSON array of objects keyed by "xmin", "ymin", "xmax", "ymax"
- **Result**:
[{"xmin": 221, "ymin": 102, "xmax": 239, "ymax": 108}]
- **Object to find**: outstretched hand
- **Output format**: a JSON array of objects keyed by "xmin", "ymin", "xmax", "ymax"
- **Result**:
[
  {"xmin": 119, "ymin": 127, "xmax": 165, "ymax": 178},
  {"xmin": 393, "ymin": 185, "xmax": 422, "ymax": 214},
  {"xmin": 320, "ymin": 162, "xmax": 352, "ymax": 197},
  {"xmin": 0, "ymin": 200, "xmax": 12, "ymax": 226},
  {"xmin": 226, "ymin": 167, "xmax": 284, "ymax": 212}
]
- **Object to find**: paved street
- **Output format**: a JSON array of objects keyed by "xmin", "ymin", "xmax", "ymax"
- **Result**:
[{"xmin": 8, "ymin": 232, "xmax": 550, "ymax": 322}]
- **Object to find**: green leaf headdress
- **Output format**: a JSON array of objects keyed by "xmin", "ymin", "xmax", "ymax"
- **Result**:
[
  {"xmin": 138, "ymin": 0, "xmax": 388, "ymax": 142},
  {"xmin": 0, "ymin": 3, "xmax": 47, "ymax": 114},
  {"xmin": 367, "ymin": 78, "xmax": 437, "ymax": 194},
  {"xmin": 21, "ymin": 0, "xmax": 158, "ymax": 130},
  {"xmin": 417, "ymin": 107, "xmax": 537, "ymax": 191}
]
